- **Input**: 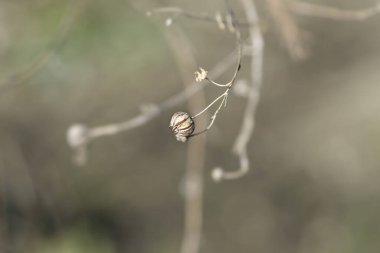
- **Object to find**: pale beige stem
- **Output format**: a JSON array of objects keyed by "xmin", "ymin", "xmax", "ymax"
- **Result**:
[
  {"xmin": 165, "ymin": 27, "xmax": 207, "ymax": 253},
  {"xmin": 292, "ymin": 1, "xmax": 380, "ymax": 21},
  {"xmin": 213, "ymin": 0, "xmax": 264, "ymax": 182}
]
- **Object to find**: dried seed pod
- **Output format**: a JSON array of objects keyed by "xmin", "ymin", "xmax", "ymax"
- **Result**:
[{"xmin": 169, "ymin": 112, "xmax": 195, "ymax": 142}]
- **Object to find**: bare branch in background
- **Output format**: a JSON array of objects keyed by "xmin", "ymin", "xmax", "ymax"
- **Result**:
[
  {"xmin": 67, "ymin": 4, "xmax": 253, "ymax": 182},
  {"xmin": 152, "ymin": 7, "xmax": 244, "ymax": 142},
  {"xmin": 0, "ymin": 0, "xmax": 87, "ymax": 95},
  {"xmin": 266, "ymin": 0, "xmax": 310, "ymax": 60},
  {"xmin": 212, "ymin": 0, "xmax": 264, "ymax": 182},
  {"xmin": 67, "ymin": 45, "xmax": 243, "ymax": 165},
  {"xmin": 164, "ymin": 26, "xmax": 207, "ymax": 253},
  {"xmin": 292, "ymin": 1, "xmax": 380, "ymax": 21},
  {"xmin": 147, "ymin": 7, "xmax": 252, "ymax": 28},
  {"xmin": 158, "ymin": 1, "xmax": 260, "ymax": 182},
  {"xmin": 188, "ymin": 18, "xmax": 242, "ymax": 138}
]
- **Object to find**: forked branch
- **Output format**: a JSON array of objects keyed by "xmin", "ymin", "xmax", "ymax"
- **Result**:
[
  {"xmin": 185, "ymin": 13, "xmax": 243, "ymax": 139},
  {"xmin": 67, "ymin": 46, "xmax": 242, "ymax": 165},
  {"xmin": 212, "ymin": 0, "xmax": 264, "ymax": 182}
]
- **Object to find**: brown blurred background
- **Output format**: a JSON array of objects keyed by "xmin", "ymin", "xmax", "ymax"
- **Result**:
[{"xmin": 1, "ymin": 0, "xmax": 380, "ymax": 252}]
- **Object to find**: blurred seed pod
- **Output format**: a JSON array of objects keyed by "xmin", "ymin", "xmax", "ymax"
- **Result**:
[{"xmin": 169, "ymin": 112, "xmax": 195, "ymax": 142}]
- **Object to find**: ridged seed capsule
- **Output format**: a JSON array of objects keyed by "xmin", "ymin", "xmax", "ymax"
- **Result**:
[{"xmin": 169, "ymin": 112, "xmax": 195, "ymax": 142}]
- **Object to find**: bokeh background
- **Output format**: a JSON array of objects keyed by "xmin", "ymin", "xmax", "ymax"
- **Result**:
[{"xmin": 1, "ymin": 0, "xmax": 380, "ymax": 252}]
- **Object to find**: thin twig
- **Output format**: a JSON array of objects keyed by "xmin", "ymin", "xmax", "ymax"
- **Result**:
[
  {"xmin": 67, "ymin": 44, "xmax": 243, "ymax": 165},
  {"xmin": 204, "ymin": 36, "xmax": 242, "ymax": 88},
  {"xmin": 189, "ymin": 15, "xmax": 243, "ymax": 137},
  {"xmin": 191, "ymin": 92, "xmax": 226, "ymax": 119},
  {"xmin": 147, "ymin": 7, "xmax": 252, "ymax": 27},
  {"xmin": 292, "ymin": 1, "xmax": 380, "ymax": 21},
  {"xmin": 212, "ymin": 0, "xmax": 264, "ymax": 182},
  {"xmin": 266, "ymin": 0, "xmax": 309, "ymax": 60}
]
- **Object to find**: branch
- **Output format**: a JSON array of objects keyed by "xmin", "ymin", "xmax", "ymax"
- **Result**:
[
  {"xmin": 186, "ymin": 13, "xmax": 243, "ymax": 138},
  {"xmin": 266, "ymin": 0, "xmax": 310, "ymax": 60},
  {"xmin": 212, "ymin": 0, "xmax": 264, "ymax": 182},
  {"xmin": 164, "ymin": 26, "xmax": 207, "ymax": 253},
  {"xmin": 67, "ymin": 45, "xmax": 243, "ymax": 165},
  {"xmin": 292, "ymin": 1, "xmax": 380, "ymax": 21},
  {"xmin": 147, "ymin": 7, "xmax": 252, "ymax": 28}
]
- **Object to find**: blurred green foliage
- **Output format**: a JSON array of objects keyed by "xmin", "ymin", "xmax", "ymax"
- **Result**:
[{"xmin": 35, "ymin": 223, "xmax": 115, "ymax": 253}]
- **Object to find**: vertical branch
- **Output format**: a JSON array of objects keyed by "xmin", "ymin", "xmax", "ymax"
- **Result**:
[
  {"xmin": 164, "ymin": 28, "xmax": 207, "ymax": 253},
  {"xmin": 216, "ymin": 0, "xmax": 264, "ymax": 181},
  {"xmin": 266, "ymin": 0, "xmax": 309, "ymax": 60},
  {"xmin": 212, "ymin": 0, "xmax": 264, "ymax": 182},
  {"xmin": 237, "ymin": 0, "xmax": 264, "ymax": 150}
]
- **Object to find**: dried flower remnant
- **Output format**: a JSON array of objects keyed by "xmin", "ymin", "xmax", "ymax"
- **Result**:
[
  {"xmin": 170, "ymin": 112, "xmax": 195, "ymax": 142},
  {"xmin": 195, "ymin": 68, "xmax": 208, "ymax": 82}
]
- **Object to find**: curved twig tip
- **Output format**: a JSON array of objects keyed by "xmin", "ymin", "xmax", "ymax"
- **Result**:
[{"xmin": 211, "ymin": 167, "xmax": 224, "ymax": 182}]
